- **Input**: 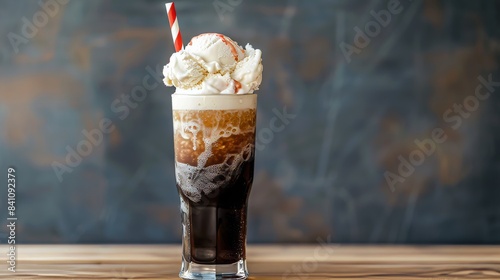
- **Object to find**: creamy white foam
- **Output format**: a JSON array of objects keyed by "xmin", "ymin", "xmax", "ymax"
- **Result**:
[
  {"xmin": 172, "ymin": 94, "xmax": 257, "ymax": 110},
  {"xmin": 172, "ymin": 99, "xmax": 256, "ymax": 202},
  {"xmin": 175, "ymin": 144, "xmax": 253, "ymax": 202}
]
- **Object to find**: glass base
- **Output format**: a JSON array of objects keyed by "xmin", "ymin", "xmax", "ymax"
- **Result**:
[{"xmin": 179, "ymin": 257, "xmax": 248, "ymax": 280}]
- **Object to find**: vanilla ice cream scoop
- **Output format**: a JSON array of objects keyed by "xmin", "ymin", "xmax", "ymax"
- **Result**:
[{"xmin": 163, "ymin": 33, "xmax": 263, "ymax": 94}]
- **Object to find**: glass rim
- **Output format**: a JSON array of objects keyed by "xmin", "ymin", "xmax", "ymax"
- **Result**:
[
  {"xmin": 171, "ymin": 94, "xmax": 257, "ymax": 110},
  {"xmin": 172, "ymin": 93, "xmax": 257, "ymax": 97}
]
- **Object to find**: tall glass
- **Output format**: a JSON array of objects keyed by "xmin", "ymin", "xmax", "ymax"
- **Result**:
[{"xmin": 172, "ymin": 94, "xmax": 257, "ymax": 280}]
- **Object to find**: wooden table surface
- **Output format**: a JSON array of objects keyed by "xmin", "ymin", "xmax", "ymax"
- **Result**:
[{"xmin": 0, "ymin": 245, "xmax": 499, "ymax": 279}]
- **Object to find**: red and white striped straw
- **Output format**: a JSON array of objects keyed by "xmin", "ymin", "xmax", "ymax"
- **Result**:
[{"xmin": 165, "ymin": 2, "xmax": 183, "ymax": 52}]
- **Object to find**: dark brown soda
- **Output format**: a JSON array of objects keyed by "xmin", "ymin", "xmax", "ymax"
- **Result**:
[
  {"xmin": 173, "ymin": 108, "xmax": 256, "ymax": 265},
  {"xmin": 177, "ymin": 158, "xmax": 254, "ymax": 264}
]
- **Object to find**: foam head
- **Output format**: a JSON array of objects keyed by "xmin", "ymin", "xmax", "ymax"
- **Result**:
[{"xmin": 172, "ymin": 94, "xmax": 257, "ymax": 202}]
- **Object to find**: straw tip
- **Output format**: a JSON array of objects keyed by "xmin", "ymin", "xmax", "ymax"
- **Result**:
[{"xmin": 165, "ymin": 2, "xmax": 173, "ymax": 10}]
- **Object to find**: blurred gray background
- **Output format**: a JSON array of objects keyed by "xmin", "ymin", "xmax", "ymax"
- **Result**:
[{"xmin": 0, "ymin": 0, "xmax": 499, "ymax": 244}]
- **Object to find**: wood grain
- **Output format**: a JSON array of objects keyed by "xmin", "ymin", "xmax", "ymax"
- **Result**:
[{"xmin": 0, "ymin": 245, "xmax": 499, "ymax": 279}]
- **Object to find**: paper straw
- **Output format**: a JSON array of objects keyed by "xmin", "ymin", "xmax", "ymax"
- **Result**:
[{"xmin": 165, "ymin": 2, "xmax": 184, "ymax": 52}]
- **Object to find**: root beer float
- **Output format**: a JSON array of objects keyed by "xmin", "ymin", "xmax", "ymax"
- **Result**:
[{"xmin": 163, "ymin": 8, "xmax": 263, "ymax": 278}]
